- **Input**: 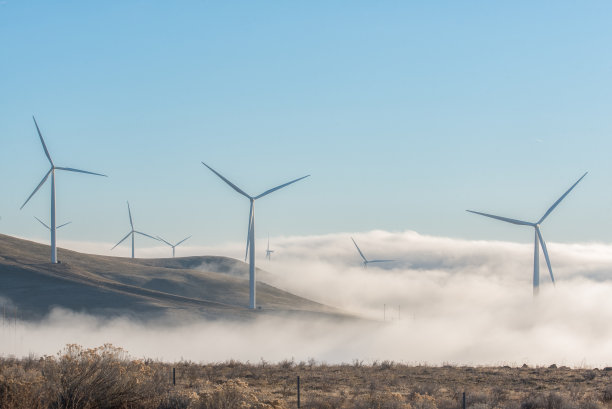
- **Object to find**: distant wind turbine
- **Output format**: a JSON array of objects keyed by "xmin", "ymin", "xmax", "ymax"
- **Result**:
[
  {"xmin": 111, "ymin": 202, "xmax": 159, "ymax": 258},
  {"xmin": 157, "ymin": 235, "xmax": 191, "ymax": 258},
  {"xmin": 467, "ymin": 172, "xmax": 587, "ymax": 296},
  {"xmin": 202, "ymin": 161, "xmax": 309, "ymax": 310},
  {"xmin": 35, "ymin": 216, "xmax": 71, "ymax": 231},
  {"xmin": 351, "ymin": 237, "xmax": 394, "ymax": 268},
  {"xmin": 265, "ymin": 234, "xmax": 274, "ymax": 260},
  {"xmin": 21, "ymin": 116, "xmax": 107, "ymax": 263}
]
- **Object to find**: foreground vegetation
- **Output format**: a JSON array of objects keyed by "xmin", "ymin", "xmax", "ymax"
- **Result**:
[{"xmin": 2, "ymin": 345, "xmax": 612, "ymax": 409}]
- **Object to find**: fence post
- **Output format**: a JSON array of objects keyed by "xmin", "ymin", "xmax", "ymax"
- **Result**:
[
  {"xmin": 462, "ymin": 392, "xmax": 466, "ymax": 409},
  {"xmin": 297, "ymin": 375, "xmax": 300, "ymax": 408},
  {"xmin": 173, "ymin": 367, "xmax": 176, "ymax": 386}
]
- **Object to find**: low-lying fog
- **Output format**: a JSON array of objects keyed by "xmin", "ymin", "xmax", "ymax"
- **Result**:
[{"xmin": 3, "ymin": 230, "xmax": 612, "ymax": 367}]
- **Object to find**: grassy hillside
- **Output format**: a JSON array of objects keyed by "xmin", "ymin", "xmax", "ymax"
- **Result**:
[{"xmin": 0, "ymin": 234, "xmax": 347, "ymax": 321}]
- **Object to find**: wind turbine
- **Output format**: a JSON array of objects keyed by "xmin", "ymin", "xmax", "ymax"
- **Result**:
[
  {"xmin": 202, "ymin": 162, "xmax": 309, "ymax": 310},
  {"xmin": 111, "ymin": 202, "xmax": 159, "ymax": 258},
  {"xmin": 351, "ymin": 237, "xmax": 394, "ymax": 268},
  {"xmin": 157, "ymin": 235, "xmax": 191, "ymax": 258},
  {"xmin": 467, "ymin": 172, "xmax": 587, "ymax": 296},
  {"xmin": 265, "ymin": 234, "xmax": 274, "ymax": 260},
  {"xmin": 35, "ymin": 216, "xmax": 71, "ymax": 231},
  {"xmin": 21, "ymin": 116, "xmax": 107, "ymax": 263}
]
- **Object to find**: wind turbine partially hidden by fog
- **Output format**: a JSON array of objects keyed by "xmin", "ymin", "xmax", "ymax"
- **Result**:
[
  {"xmin": 35, "ymin": 216, "xmax": 71, "ymax": 231},
  {"xmin": 157, "ymin": 235, "xmax": 191, "ymax": 258},
  {"xmin": 351, "ymin": 237, "xmax": 394, "ymax": 268},
  {"xmin": 21, "ymin": 116, "xmax": 107, "ymax": 264},
  {"xmin": 265, "ymin": 234, "xmax": 274, "ymax": 260},
  {"xmin": 111, "ymin": 202, "xmax": 159, "ymax": 259},
  {"xmin": 202, "ymin": 162, "xmax": 309, "ymax": 310},
  {"xmin": 467, "ymin": 172, "xmax": 587, "ymax": 296}
]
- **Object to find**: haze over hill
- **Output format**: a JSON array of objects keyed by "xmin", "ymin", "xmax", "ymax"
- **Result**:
[{"xmin": 0, "ymin": 234, "xmax": 346, "ymax": 321}]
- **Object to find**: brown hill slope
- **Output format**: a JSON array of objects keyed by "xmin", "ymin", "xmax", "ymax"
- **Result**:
[{"xmin": 0, "ymin": 234, "xmax": 347, "ymax": 321}]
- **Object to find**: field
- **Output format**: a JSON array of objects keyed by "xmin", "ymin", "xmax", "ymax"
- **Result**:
[{"xmin": 2, "ymin": 344, "xmax": 612, "ymax": 409}]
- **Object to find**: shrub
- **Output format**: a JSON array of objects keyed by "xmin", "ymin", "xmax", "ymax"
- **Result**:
[{"xmin": 43, "ymin": 343, "xmax": 158, "ymax": 409}]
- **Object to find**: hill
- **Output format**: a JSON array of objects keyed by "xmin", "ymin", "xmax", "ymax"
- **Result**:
[{"xmin": 0, "ymin": 234, "xmax": 348, "ymax": 321}]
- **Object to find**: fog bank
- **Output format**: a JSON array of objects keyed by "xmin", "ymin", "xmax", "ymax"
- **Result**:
[{"xmin": 3, "ymin": 230, "xmax": 612, "ymax": 366}]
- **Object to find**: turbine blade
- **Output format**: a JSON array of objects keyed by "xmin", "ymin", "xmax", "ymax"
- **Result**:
[
  {"xmin": 351, "ymin": 237, "xmax": 368, "ymax": 263},
  {"xmin": 127, "ymin": 202, "xmax": 133, "ymax": 229},
  {"xmin": 20, "ymin": 169, "xmax": 52, "ymax": 209},
  {"xmin": 466, "ymin": 210, "xmax": 533, "ymax": 226},
  {"xmin": 111, "ymin": 232, "xmax": 132, "ymax": 250},
  {"xmin": 254, "ymin": 175, "xmax": 310, "ymax": 200},
  {"xmin": 156, "ymin": 236, "xmax": 173, "ymax": 247},
  {"xmin": 202, "ymin": 162, "xmax": 251, "ymax": 199},
  {"xmin": 34, "ymin": 216, "xmax": 50, "ymax": 230},
  {"xmin": 134, "ymin": 231, "xmax": 159, "ymax": 241},
  {"xmin": 538, "ymin": 172, "xmax": 588, "ymax": 224},
  {"xmin": 536, "ymin": 227, "xmax": 555, "ymax": 285},
  {"xmin": 32, "ymin": 116, "xmax": 53, "ymax": 166},
  {"xmin": 369, "ymin": 260, "xmax": 395, "ymax": 263},
  {"xmin": 55, "ymin": 167, "xmax": 107, "ymax": 177},
  {"xmin": 245, "ymin": 202, "xmax": 253, "ymax": 261},
  {"xmin": 175, "ymin": 235, "xmax": 191, "ymax": 246},
  {"xmin": 57, "ymin": 221, "xmax": 72, "ymax": 229}
]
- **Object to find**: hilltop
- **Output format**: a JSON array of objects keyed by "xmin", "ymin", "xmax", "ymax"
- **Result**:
[{"xmin": 0, "ymin": 234, "xmax": 349, "ymax": 321}]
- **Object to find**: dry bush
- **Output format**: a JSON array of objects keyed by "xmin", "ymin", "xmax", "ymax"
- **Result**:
[
  {"xmin": 520, "ymin": 392, "xmax": 575, "ymax": 409},
  {"xmin": 0, "ymin": 363, "xmax": 48, "ymax": 409},
  {"xmin": 156, "ymin": 390, "xmax": 196, "ymax": 409},
  {"xmin": 196, "ymin": 379, "xmax": 286, "ymax": 409},
  {"xmin": 601, "ymin": 385, "xmax": 612, "ymax": 403},
  {"xmin": 411, "ymin": 393, "xmax": 438, "ymax": 409},
  {"xmin": 303, "ymin": 392, "xmax": 345, "ymax": 409},
  {"xmin": 42, "ymin": 343, "xmax": 159, "ymax": 409}
]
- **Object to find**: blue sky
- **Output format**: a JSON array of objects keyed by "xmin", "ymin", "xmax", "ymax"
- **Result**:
[{"xmin": 1, "ymin": 1, "xmax": 611, "ymax": 249}]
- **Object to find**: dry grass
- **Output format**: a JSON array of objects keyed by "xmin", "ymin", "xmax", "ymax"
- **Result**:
[{"xmin": 2, "ymin": 345, "xmax": 612, "ymax": 409}]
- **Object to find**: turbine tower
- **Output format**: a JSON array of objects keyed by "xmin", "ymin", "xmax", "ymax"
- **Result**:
[
  {"xmin": 35, "ymin": 216, "xmax": 71, "ymax": 231},
  {"xmin": 157, "ymin": 235, "xmax": 191, "ymax": 258},
  {"xmin": 467, "ymin": 172, "xmax": 587, "ymax": 296},
  {"xmin": 265, "ymin": 234, "xmax": 274, "ymax": 260},
  {"xmin": 111, "ymin": 202, "xmax": 158, "ymax": 258},
  {"xmin": 351, "ymin": 237, "xmax": 394, "ymax": 268},
  {"xmin": 202, "ymin": 162, "xmax": 309, "ymax": 310},
  {"xmin": 21, "ymin": 116, "xmax": 107, "ymax": 263}
]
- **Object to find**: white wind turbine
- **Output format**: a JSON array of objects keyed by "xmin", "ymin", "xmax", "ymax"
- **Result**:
[
  {"xmin": 35, "ymin": 216, "xmax": 71, "ymax": 231},
  {"xmin": 157, "ymin": 235, "xmax": 191, "ymax": 258},
  {"xmin": 202, "ymin": 162, "xmax": 309, "ymax": 310},
  {"xmin": 265, "ymin": 234, "xmax": 274, "ymax": 260},
  {"xmin": 21, "ymin": 116, "xmax": 107, "ymax": 263},
  {"xmin": 467, "ymin": 172, "xmax": 587, "ymax": 296},
  {"xmin": 111, "ymin": 202, "xmax": 159, "ymax": 258},
  {"xmin": 351, "ymin": 237, "xmax": 394, "ymax": 268}
]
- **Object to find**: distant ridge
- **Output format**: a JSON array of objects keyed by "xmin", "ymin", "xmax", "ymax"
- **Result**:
[{"xmin": 0, "ymin": 234, "xmax": 349, "ymax": 321}]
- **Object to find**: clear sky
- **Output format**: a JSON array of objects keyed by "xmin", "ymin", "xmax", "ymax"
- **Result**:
[{"xmin": 1, "ymin": 1, "xmax": 611, "ymax": 250}]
